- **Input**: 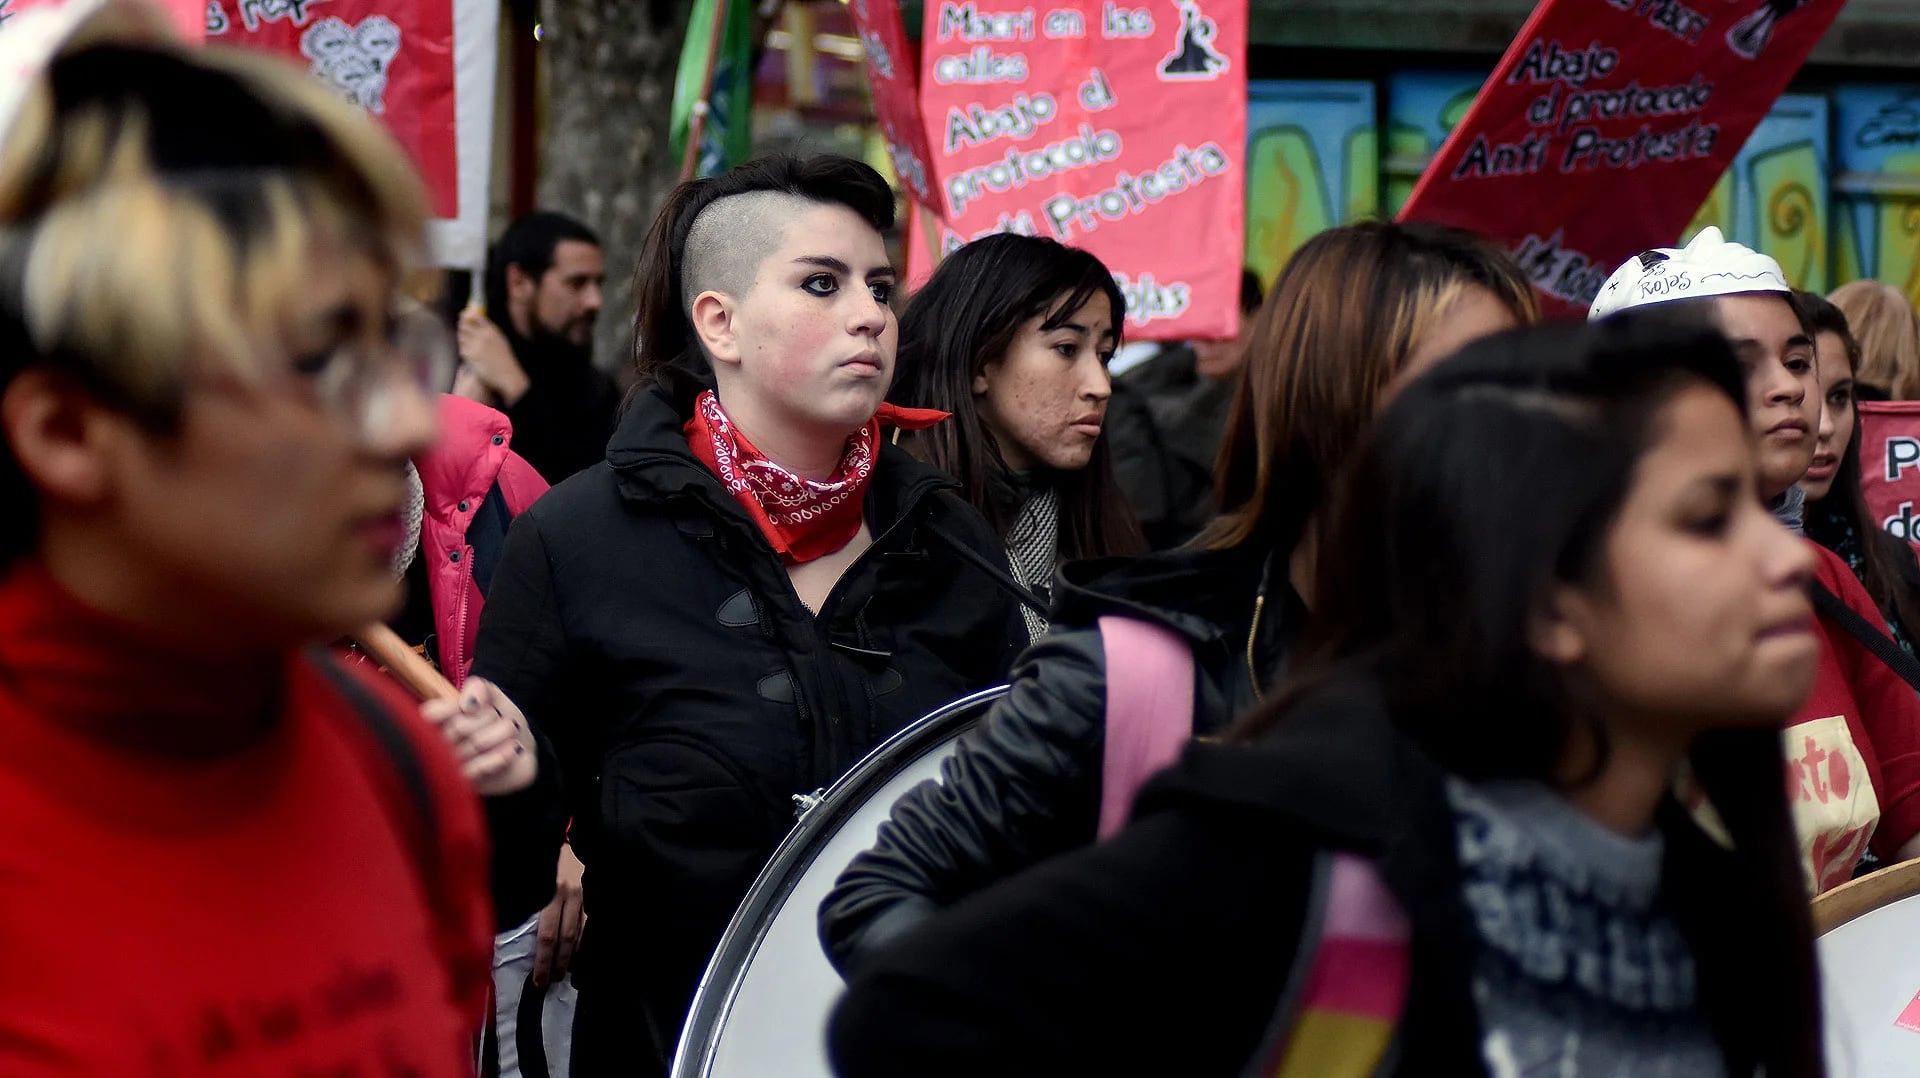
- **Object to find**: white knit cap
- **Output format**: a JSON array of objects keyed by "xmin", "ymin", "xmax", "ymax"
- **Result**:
[
  {"xmin": 0, "ymin": 0, "xmax": 176, "ymax": 175},
  {"xmin": 1588, "ymin": 226, "xmax": 1791, "ymax": 321}
]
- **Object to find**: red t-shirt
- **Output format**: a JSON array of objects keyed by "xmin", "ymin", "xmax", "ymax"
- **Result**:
[
  {"xmin": 1789, "ymin": 543, "xmax": 1920, "ymax": 892},
  {"xmin": 0, "ymin": 566, "xmax": 493, "ymax": 1075}
]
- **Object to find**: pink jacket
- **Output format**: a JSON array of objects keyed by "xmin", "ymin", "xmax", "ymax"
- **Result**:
[{"xmin": 419, "ymin": 395, "xmax": 549, "ymax": 687}]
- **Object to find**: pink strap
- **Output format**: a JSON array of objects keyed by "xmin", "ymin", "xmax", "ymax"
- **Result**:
[{"xmin": 1097, "ymin": 615, "xmax": 1196, "ymax": 839}]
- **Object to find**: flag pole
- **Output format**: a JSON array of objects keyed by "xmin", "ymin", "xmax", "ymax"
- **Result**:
[{"xmin": 680, "ymin": 0, "xmax": 733, "ymax": 182}]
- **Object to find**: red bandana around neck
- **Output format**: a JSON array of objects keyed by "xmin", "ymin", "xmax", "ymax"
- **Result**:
[{"xmin": 684, "ymin": 390, "xmax": 948, "ymax": 565}]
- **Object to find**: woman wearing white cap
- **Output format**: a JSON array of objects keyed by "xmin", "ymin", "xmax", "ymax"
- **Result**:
[{"xmin": 1592, "ymin": 227, "xmax": 1920, "ymax": 892}]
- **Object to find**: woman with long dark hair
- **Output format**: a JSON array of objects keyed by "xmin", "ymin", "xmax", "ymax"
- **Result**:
[
  {"xmin": 830, "ymin": 312, "xmax": 1825, "ymax": 1078},
  {"xmin": 820, "ymin": 222, "xmax": 1537, "ymax": 973},
  {"xmin": 1799, "ymin": 291, "xmax": 1920, "ymax": 656},
  {"xmin": 889, "ymin": 234, "xmax": 1144, "ymax": 636}
]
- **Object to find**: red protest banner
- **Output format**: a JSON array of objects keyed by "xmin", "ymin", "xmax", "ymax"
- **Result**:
[
  {"xmin": 1398, "ymin": 0, "xmax": 1847, "ymax": 317},
  {"xmin": 1859, "ymin": 402, "xmax": 1920, "ymax": 559},
  {"xmin": 209, "ymin": 0, "xmax": 459, "ymax": 219},
  {"xmin": 914, "ymin": 0, "xmax": 1247, "ymax": 340},
  {"xmin": 849, "ymin": 0, "xmax": 935, "ymax": 208}
]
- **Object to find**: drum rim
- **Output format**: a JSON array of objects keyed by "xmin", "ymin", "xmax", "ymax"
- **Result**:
[{"xmin": 671, "ymin": 683, "xmax": 1011, "ymax": 1078}]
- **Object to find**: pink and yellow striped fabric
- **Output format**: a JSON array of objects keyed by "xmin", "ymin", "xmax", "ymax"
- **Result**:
[{"xmin": 1263, "ymin": 853, "xmax": 1412, "ymax": 1078}]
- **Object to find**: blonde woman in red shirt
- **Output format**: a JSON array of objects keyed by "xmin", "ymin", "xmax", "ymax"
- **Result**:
[{"xmin": 0, "ymin": 4, "xmax": 536, "ymax": 1071}]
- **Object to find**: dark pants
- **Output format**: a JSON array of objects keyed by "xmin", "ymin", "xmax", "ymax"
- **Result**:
[{"xmin": 568, "ymin": 928, "xmax": 670, "ymax": 1078}]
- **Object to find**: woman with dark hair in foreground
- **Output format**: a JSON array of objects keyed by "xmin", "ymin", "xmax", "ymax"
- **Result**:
[{"xmin": 830, "ymin": 312, "xmax": 1824, "ymax": 1077}]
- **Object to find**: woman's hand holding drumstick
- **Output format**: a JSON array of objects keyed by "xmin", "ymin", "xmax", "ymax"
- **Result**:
[
  {"xmin": 421, "ymin": 677, "xmax": 538, "ymax": 796},
  {"xmin": 354, "ymin": 623, "xmax": 538, "ymax": 796}
]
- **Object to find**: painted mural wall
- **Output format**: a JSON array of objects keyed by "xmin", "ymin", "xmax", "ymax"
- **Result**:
[
  {"xmin": 1243, "ymin": 80, "xmax": 1378, "ymax": 291},
  {"xmin": 1239, "ymin": 76, "xmax": 1913, "ymax": 301}
]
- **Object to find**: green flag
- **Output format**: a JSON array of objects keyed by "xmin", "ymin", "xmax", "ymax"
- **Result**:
[{"xmin": 671, "ymin": 0, "xmax": 755, "ymax": 178}]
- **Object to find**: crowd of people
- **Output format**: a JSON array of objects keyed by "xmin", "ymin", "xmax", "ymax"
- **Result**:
[{"xmin": 10, "ymin": 7, "xmax": 1920, "ymax": 1077}]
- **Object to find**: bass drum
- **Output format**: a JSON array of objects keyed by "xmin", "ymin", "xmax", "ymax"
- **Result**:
[{"xmin": 670, "ymin": 685, "xmax": 1008, "ymax": 1078}]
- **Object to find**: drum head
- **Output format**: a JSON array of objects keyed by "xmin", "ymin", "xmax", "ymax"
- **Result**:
[
  {"xmin": 1820, "ymin": 886, "xmax": 1920, "ymax": 1075},
  {"xmin": 672, "ymin": 685, "xmax": 1008, "ymax": 1078}
]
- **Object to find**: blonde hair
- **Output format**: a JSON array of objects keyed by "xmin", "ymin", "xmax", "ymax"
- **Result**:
[
  {"xmin": 1830, "ymin": 280, "xmax": 1920, "ymax": 401},
  {"xmin": 1198, "ymin": 222, "xmax": 1540, "ymax": 552},
  {"xmin": 0, "ymin": 35, "xmax": 428, "ymax": 423}
]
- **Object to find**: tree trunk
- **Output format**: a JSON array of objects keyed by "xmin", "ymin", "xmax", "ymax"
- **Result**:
[{"xmin": 538, "ymin": 0, "xmax": 695, "ymax": 379}]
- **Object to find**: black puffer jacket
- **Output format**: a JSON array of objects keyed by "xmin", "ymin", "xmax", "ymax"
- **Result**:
[
  {"xmin": 817, "ymin": 540, "xmax": 1303, "ymax": 973},
  {"xmin": 470, "ymin": 374, "xmax": 1026, "ymax": 1067}
]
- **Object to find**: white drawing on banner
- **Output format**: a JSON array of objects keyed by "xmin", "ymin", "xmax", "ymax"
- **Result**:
[
  {"xmin": 1156, "ymin": 0, "xmax": 1227, "ymax": 80},
  {"xmin": 206, "ymin": 2, "xmax": 230, "ymax": 36},
  {"xmin": 238, "ymin": 0, "xmax": 327, "ymax": 32},
  {"xmin": 1726, "ymin": 0, "xmax": 1814, "ymax": 61},
  {"xmin": 300, "ymin": 16, "xmax": 401, "ymax": 114},
  {"xmin": 860, "ymin": 28, "xmax": 895, "ymax": 79}
]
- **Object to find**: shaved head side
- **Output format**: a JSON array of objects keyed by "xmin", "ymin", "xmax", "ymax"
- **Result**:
[
  {"xmin": 634, "ymin": 154, "xmax": 896, "ymax": 381},
  {"xmin": 681, "ymin": 191, "xmax": 816, "ymax": 316}
]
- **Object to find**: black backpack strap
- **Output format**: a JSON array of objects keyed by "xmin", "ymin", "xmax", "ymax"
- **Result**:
[
  {"xmin": 919, "ymin": 514, "xmax": 1050, "ymax": 617},
  {"xmin": 1811, "ymin": 582, "xmax": 1920, "ymax": 694},
  {"xmin": 516, "ymin": 968, "xmax": 553, "ymax": 1078},
  {"xmin": 310, "ymin": 650, "xmax": 443, "ymax": 877},
  {"xmin": 310, "ymin": 651, "xmax": 490, "ymax": 1060},
  {"xmin": 312, "ymin": 651, "xmax": 538, "ymax": 1076}
]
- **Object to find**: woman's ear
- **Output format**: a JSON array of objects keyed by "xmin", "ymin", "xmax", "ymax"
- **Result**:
[
  {"xmin": 1, "ymin": 369, "xmax": 119, "ymax": 510},
  {"xmin": 970, "ymin": 371, "xmax": 990, "ymax": 397},
  {"xmin": 690, "ymin": 290, "xmax": 741, "ymax": 369},
  {"xmin": 1530, "ymin": 587, "xmax": 1591, "ymax": 667}
]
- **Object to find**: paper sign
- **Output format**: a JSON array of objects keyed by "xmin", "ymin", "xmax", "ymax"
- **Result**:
[
  {"xmin": 912, "ymin": 0, "xmax": 1247, "ymax": 339},
  {"xmin": 1859, "ymin": 402, "xmax": 1920, "ymax": 560}
]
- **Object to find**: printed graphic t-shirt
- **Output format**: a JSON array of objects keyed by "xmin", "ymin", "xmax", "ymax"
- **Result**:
[
  {"xmin": 1449, "ymin": 779, "xmax": 1724, "ymax": 1078},
  {"xmin": 1787, "ymin": 544, "xmax": 1920, "ymax": 893},
  {"xmin": 0, "ymin": 566, "xmax": 493, "ymax": 1076}
]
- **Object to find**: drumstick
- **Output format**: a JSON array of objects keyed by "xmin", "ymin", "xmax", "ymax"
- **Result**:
[{"xmin": 354, "ymin": 622, "xmax": 459, "ymax": 702}]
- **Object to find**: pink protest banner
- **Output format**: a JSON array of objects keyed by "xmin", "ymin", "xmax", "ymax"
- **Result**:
[
  {"xmin": 1399, "ymin": 0, "xmax": 1847, "ymax": 317},
  {"xmin": 849, "ymin": 0, "xmax": 936, "ymax": 207},
  {"xmin": 914, "ymin": 0, "xmax": 1247, "ymax": 340},
  {"xmin": 1860, "ymin": 402, "xmax": 1920, "ymax": 558},
  {"xmin": 209, "ymin": 0, "xmax": 458, "ymax": 220}
]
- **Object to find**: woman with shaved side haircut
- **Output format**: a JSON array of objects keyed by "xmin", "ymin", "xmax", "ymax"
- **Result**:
[{"xmin": 469, "ymin": 154, "xmax": 1026, "ymax": 1076}]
